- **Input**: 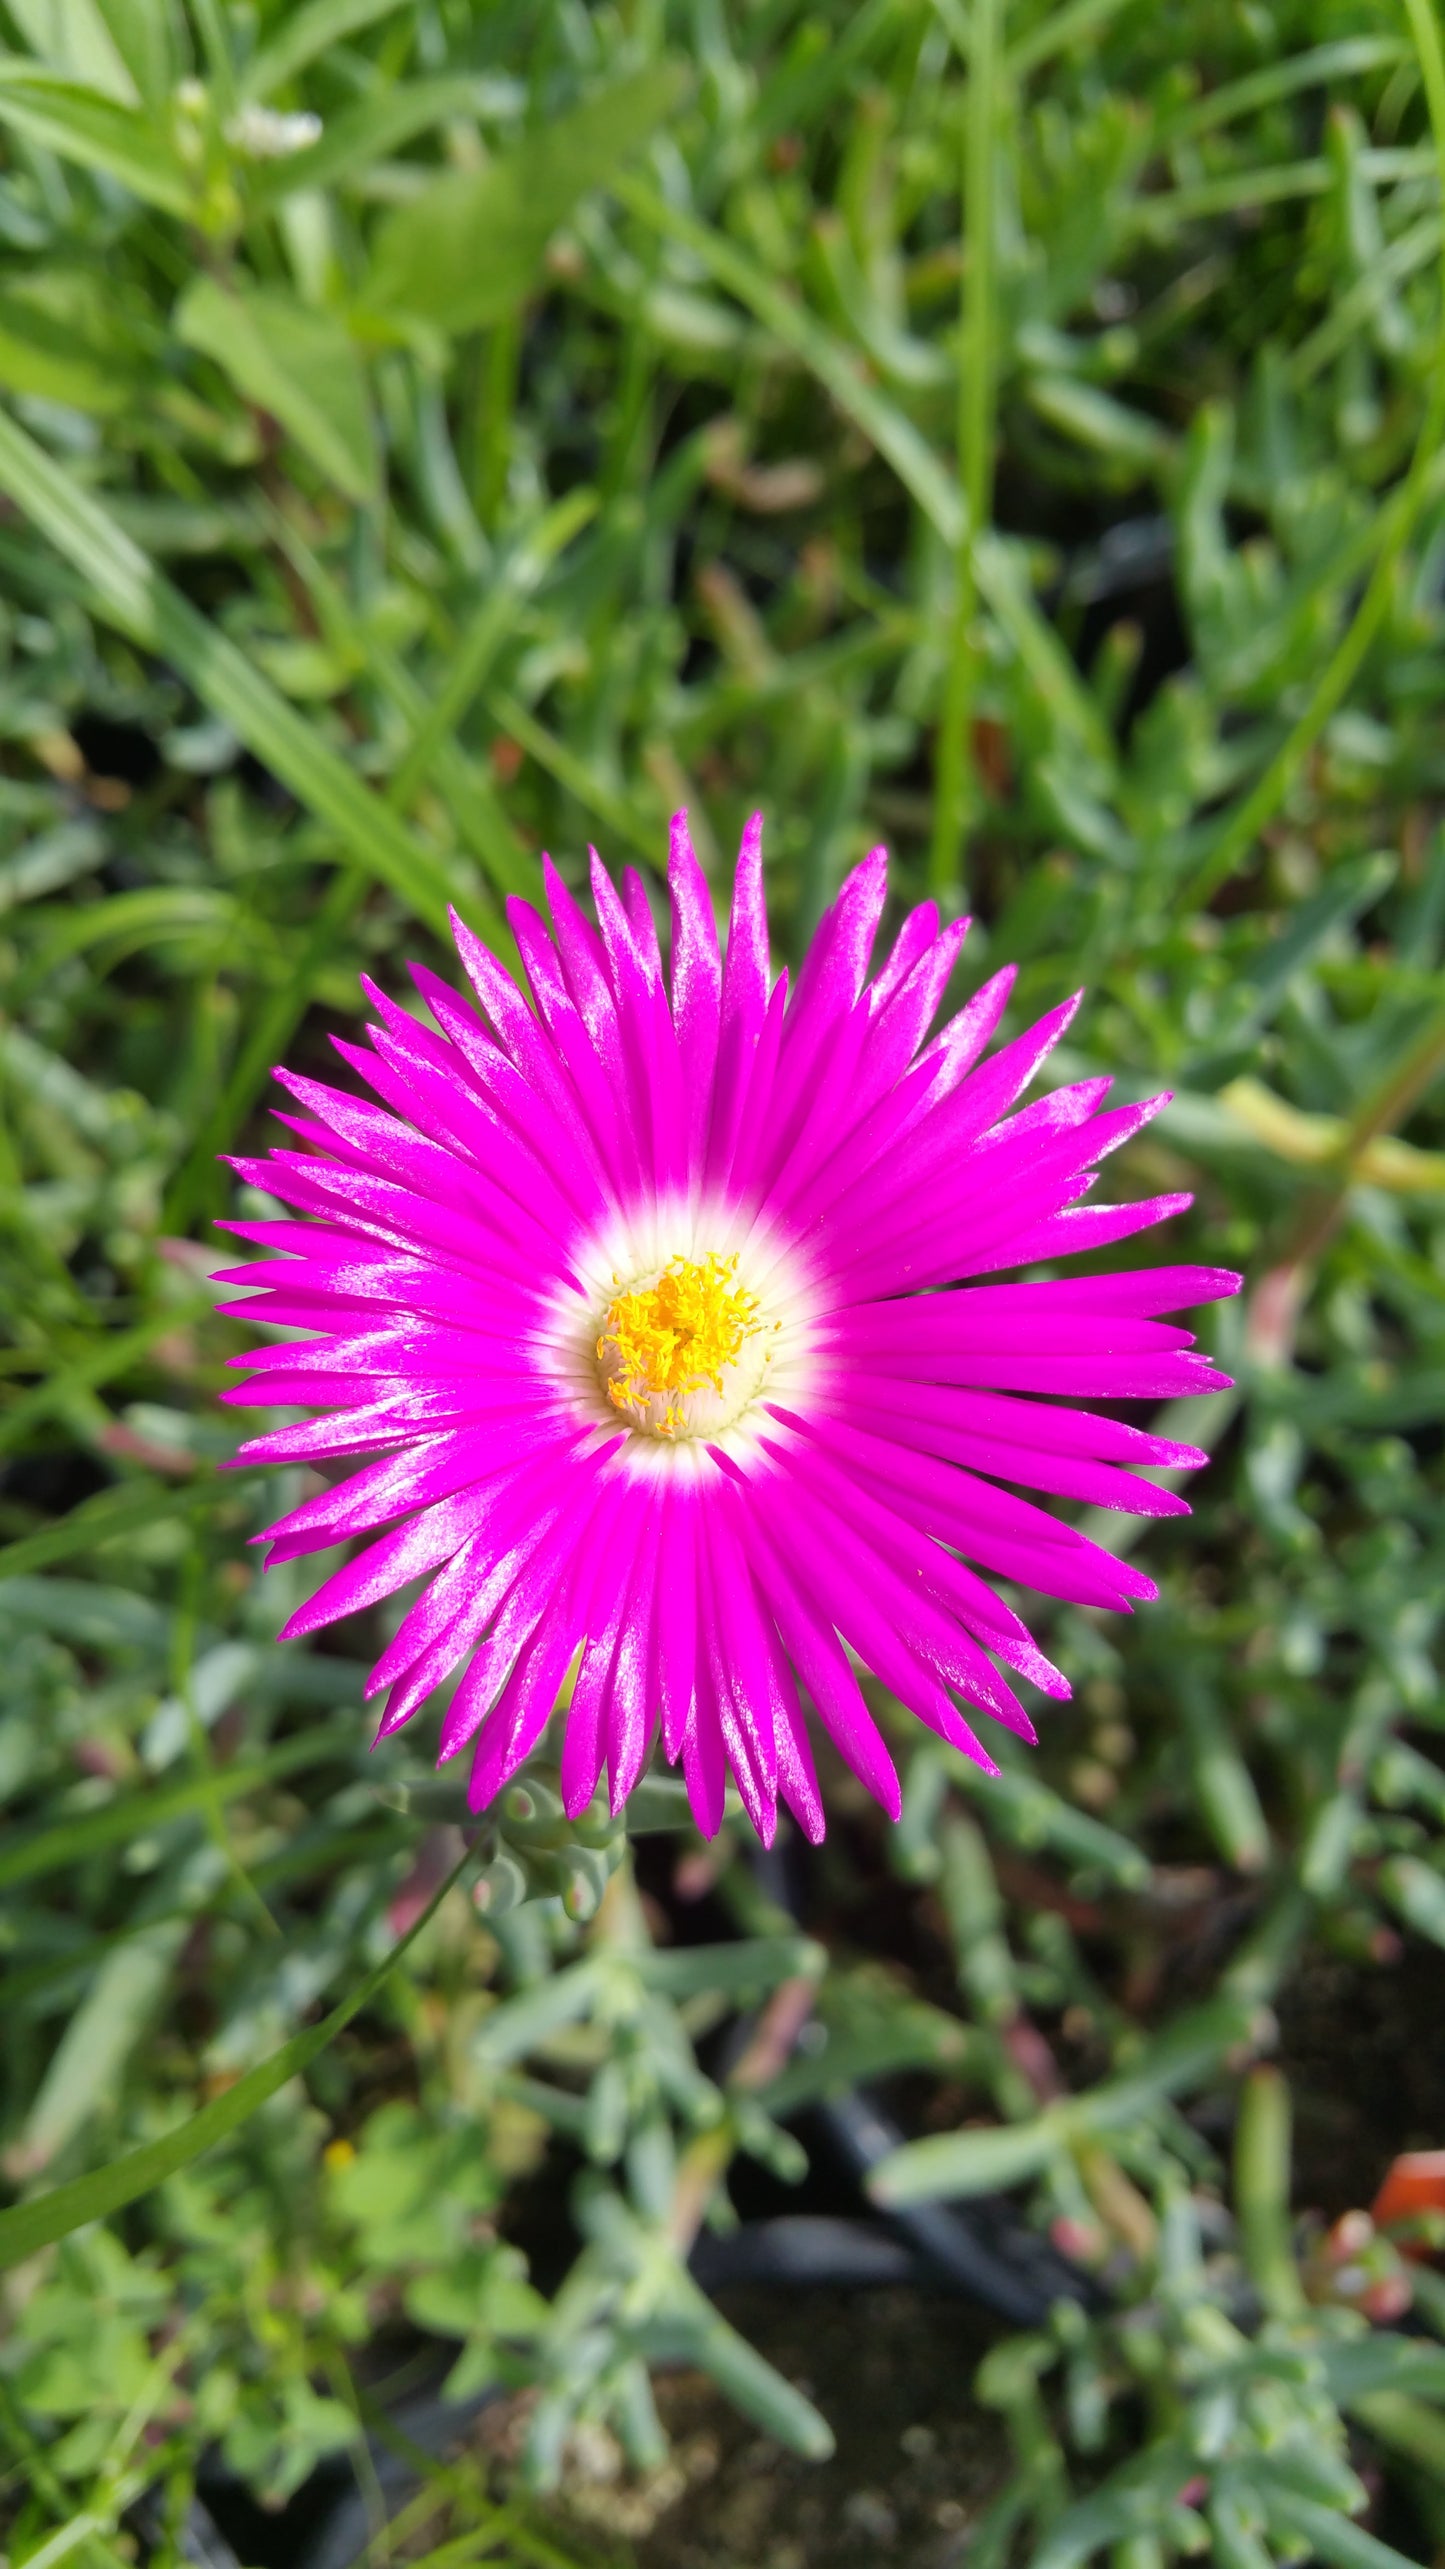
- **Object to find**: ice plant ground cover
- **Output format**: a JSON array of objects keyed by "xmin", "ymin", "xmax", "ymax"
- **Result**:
[
  {"xmin": 220, "ymin": 818, "xmax": 1238, "ymax": 1843},
  {"xmin": 2, "ymin": 0, "xmax": 1445, "ymax": 2559}
]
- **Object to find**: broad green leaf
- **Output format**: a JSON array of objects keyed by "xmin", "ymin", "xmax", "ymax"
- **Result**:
[
  {"xmin": 177, "ymin": 277, "xmax": 377, "ymax": 503},
  {"xmin": 0, "ymin": 403, "xmax": 469, "ymax": 934},
  {"xmin": 238, "ymin": 0, "xmax": 410, "ymax": 102},
  {"xmin": 15, "ymin": 1921, "xmax": 186, "ymax": 2174},
  {"xmin": 0, "ymin": 817, "xmax": 107, "ymax": 910},
  {"xmin": 7, "ymin": 0, "xmax": 137, "ymax": 98},
  {"xmin": 0, "ymin": 258, "xmax": 144, "ymax": 413},
  {"xmin": 362, "ymin": 63, "xmax": 687, "ymax": 336},
  {"xmin": 89, "ymin": 0, "xmax": 171, "ymax": 103},
  {"xmin": 0, "ymin": 1850, "xmax": 472, "ymax": 2271},
  {"xmin": 0, "ymin": 270, "xmax": 136, "ymax": 412},
  {"xmin": 1327, "ymin": 2337, "xmax": 1445, "ymax": 2402},
  {"xmin": 0, "ymin": 1572, "xmax": 169, "ymax": 1647},
  {"xmin": 0, "ymin": 67, "xmax": 191, "ymax": 212}
]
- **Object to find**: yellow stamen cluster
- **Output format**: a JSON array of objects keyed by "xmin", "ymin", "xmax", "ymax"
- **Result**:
[{"xmin": 597, "ymin": 1252, "xmax": 762, "ymax": 1437}]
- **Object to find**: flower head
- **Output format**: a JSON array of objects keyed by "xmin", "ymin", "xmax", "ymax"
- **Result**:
[{"xmin": 217, "ymin": 814, "xmax": 1238, "ymax": 1845}]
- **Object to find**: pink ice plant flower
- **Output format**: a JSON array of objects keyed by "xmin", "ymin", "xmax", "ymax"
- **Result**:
[{"xmin": 216, "ymin": 815, "xmax": 1239, "ymax": 1846}]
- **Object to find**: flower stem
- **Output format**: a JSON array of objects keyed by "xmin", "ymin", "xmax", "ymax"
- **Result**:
[{"xmin": 1244, "ymin": 999, "xmax": 1445, "ymax": 1367}]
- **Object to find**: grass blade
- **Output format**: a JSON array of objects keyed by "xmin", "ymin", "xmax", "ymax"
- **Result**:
[
  {"xmin": 0, "ymin": 1849, "xmax": 472, "ymax": 2269},
  {"xmin": 0, "ymin": 405, "xmax": 473, "ymax": 935}
]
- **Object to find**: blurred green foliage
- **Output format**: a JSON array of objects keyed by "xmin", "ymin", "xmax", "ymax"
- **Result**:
[{"xmin": 1, "ymin": 0, "xmax": 1445, "ymax": 2560}]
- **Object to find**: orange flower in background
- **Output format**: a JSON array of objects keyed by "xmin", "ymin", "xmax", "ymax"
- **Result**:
[{"xmin": 1372, "ymin": 2151, "xmax": 1445, "ymax": 2259}]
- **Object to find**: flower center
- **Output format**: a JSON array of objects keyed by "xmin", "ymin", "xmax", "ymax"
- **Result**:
[{"xmin": 596, "ymin": 1252, "xmax": 764, "ymax": 1439}]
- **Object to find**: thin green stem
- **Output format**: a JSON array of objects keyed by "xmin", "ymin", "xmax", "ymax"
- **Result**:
[
  {"xmin": 1349, "ymin": 1002, "xmax": 1445, "ymax": 1156},
  {"xmin": 387, "ymin": 489, "xmax": 596, "ymax": 818},
  {"xmin": 1234, "ymin": 2067, "xmax": 1306, "ymax": 2319},
  {"xmin": 1158, "ymin": 35, "xmax": 1409, "ymax": 145},
  {"xmin": 1251, "ymin": 999, "xmax": 1445, "ymax": 1299},
  {"xmin": 1132, "ymin": 146, "xmax": 1429, "ymax": 237},
  {"xmin": 929, "ymin": 0, "xmax": 1003, "ymax": 898},
  {"xmin": 175, "ymin": 1543, "xmax": 280, "ymax": 1941},
  {"xmin": 188, "ymin": 0, "xmax": 237, "ymax": 115},
  {"xmin": 475, "ymin": 314, "xmax": 521, "ymax": 532}
]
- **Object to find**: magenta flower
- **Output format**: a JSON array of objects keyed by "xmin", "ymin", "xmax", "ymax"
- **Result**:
[{"xmin": 216, "ymin": 815, "xmax": 1237, "ymax": 1846}]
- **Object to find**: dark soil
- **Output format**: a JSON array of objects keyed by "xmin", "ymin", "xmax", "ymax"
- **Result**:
[
  {"xmin": 544, "ymin": 2289, "xmax": 1006, "ymax": 2569},
  {"xmin": 200, "ymin": 1937, "xmax": 1445, "ymax": 2569},
  {"xmin": 1274, "ymin": 1939, "xmax": 1445, "ymax": 2219}
]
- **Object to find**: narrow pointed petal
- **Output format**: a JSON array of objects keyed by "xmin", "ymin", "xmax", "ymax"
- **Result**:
[{"xmin": 225, "ymin": 812, "xmax": 1231, "ymax": 1851}]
